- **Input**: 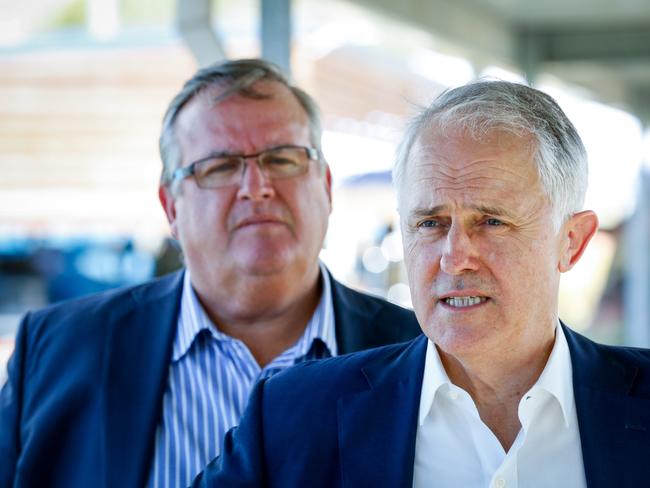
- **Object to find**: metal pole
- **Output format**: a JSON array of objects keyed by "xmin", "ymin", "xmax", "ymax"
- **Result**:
[
  {"xmin": 177, "ymin": 0, "xmax": 226, "ymax": 67},
  {"xmin": 624, "ymin": 168, "xmax": 650, "ymax": 347},
  {"xmin": 261, "ymin": 0, "xmax": 292, "ymax": 75}
]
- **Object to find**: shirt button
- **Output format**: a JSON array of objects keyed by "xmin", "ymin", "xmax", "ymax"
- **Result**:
[{"xmin": 494, "ymin": 477, "xmax": 506, "ymax": 488}]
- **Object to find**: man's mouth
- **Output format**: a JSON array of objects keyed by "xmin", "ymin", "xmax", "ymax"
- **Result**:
[
  {"xmin": 441, "ymin": 296, "xmax": 488, "ymax": 308},
  {"xmin": 235, "ymin": 216, "xmax": 284, "ymax": 229}
]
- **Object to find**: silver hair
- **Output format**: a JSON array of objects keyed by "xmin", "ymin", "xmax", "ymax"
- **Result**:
[
  {"xmin": 159, "ymin": 58, "xmax": 323, "ymax": 187},
  {"xmin": 393, "ymin": 80, "xmax": 588, "ymax": 227}
]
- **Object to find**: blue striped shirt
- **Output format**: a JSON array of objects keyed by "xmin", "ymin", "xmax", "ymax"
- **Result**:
[{"xmin": 147, "ymin": 263, "xmax": 337, "ymax": 488}]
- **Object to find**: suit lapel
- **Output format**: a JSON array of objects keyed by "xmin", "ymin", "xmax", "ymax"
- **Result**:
[
  {"xmin": 329, "ymin": 269, "xmax": 421, "ymax": 354},
  {"xmin": 338, "ymin": 336, "xmax": 427, "ymax": 487},
  {"xmin": 102, "ymin": 272, "xmax": 183, "ymax": 488},
  {"xmin": 330, "ymin": 274, "xmax": 381, "ymax": 354},
  {"xmin": 565, "ymin": 325, "xmax": 650, "ymax": 487}
]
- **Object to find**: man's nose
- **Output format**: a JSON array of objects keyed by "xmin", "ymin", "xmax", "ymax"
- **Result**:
[
  {"xmin": 236, "ymin": 158, "xmax": 275, "ymax": 201},
  {"xmin": 439, "ymin": 223, "xmax": 480, "ymax": 275}
]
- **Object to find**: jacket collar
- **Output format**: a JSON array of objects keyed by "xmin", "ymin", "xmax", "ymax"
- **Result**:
[
  {"xmin": 564, "ymin": 323, "xmax": 650, "ymax": 488},
  {"xmin": 102, "ymin": 271, "xmax": 183, "ymax": 488},
  {"xmin": 338, "ymin": 326, "xmax": 650, "ymax": 488},
  {"xmin": 338, "ymin": 335, "xmax": 427, "ymax": 487},
  {"xmin": 330, "ymin": 272, "xmax": 379, "ymax": 354}
]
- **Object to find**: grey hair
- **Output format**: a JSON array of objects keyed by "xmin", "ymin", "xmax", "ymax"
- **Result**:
[
  {"xmin": 159, "ymin": 58, "xmax": 323, "ymax": 187},
  {"xmin": 393, "ymin": 80, "xmax": 588, "ymax": 227}
]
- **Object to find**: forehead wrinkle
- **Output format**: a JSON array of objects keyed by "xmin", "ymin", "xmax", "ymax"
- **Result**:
[
  {"xmin": 412, "ymin": 130, "xmax": 536, "ymax": 171},
  {"xmin": 412, "ymin": 151, "xmax": 532, "ymax": 184},
  {"xmin": 436, "ymin": 182, "xmax": 515, "ymax": 194},
  {"xmin": 415, "ymin": 165, "xmax": 526, "ymax": 190},
  {"xmin": 418, "ymin": 158, "xmax": 530, "ymax": 181},
  {"xmin": 416, "ymin": 175, "xmax": 512, "ymax": 193},
  {"xmin": 177, "ymin": 90, "xmax": 309, "ymax": 159}
]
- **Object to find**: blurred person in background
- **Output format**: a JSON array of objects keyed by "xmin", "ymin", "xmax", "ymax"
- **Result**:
[
  {"xmin": 192, "ymin": 80, "xmax": 650, "ymax": 487},
  {"xmin": 0, "ymin": 58, "xmax": 420, "ymax": 488}
]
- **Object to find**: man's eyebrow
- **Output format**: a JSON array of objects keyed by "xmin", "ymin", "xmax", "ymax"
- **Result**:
[
  {"xmin": 407, "ymin": 204, "xmax": 515, "ymax": 219},
  {"xmin": 201, "ymin": 151, "xmax": 234, "ymax": 158},
  {"xmin": 473, "ymin": 204, "xmax": 514, "ymax": 218},
  {"xmin": 407, "ymin": 206, "xmax": 447, "ymax": 220},
  {"xmin": 195, "ymin": 144, "xmax": 295, "ymax": 160},
  {"xmin": 187, "ymin": 151, "xmax": 237, "ymax": 164}
]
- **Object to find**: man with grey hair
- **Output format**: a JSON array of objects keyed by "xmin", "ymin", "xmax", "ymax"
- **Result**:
[
  {"xmin": 193, "ymin": 80, "xmax": 650, "ymax": 487},
  {"xmin": 0, "ymin": 58, "xmax": 419, "ymax": 488}
]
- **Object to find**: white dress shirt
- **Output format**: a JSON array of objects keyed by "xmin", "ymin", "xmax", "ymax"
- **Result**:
[{"xmin": 413, "ymin": 324, "xmax": 587, "ymax": 488}]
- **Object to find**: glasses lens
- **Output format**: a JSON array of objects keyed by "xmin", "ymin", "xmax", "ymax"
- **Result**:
[
  {"xmin": 196, "ymin": 156, "xmax": 242, "ymax": 188},
  {"xmin": 191, "ymin": 146, "xmax": 313, "ymax": 188},
  {"xmin": 260, "ymin": 147, "xmax": 309, "ymax": 178}
]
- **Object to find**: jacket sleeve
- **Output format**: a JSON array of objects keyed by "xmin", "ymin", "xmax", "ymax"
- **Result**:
[
  {"xmin": 191, "ymin": 378, "xmax": 268, "ymax": 487},
  {"xmin": 0, "ymin": 313, "xmax": 30, "ymax": 487}
]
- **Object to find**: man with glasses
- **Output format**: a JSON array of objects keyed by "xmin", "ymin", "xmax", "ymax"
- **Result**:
[{"xmin": 0, "ymin": 59, "xmax": 420, "ymax": 488}]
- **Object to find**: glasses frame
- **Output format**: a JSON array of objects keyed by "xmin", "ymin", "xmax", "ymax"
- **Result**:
[{"xmin": 170, "ymin": 144, "xmax": 321, "ymax": 189}]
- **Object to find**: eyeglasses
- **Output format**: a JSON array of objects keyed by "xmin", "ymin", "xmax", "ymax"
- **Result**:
[{"xmin": 171, "ymin": 145, "xmax": 321, "ymax": 189}]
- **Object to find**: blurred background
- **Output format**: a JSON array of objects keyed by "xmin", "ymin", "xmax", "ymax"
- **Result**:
[{"xmin": 2, "ymin": 0, "xmax": 650, "ymax": 383}]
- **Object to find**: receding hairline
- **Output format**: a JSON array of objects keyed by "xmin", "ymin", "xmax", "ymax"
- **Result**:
[
  {"xmin": 174, "ymin": 78, "xmax": 310, "ymax": 128},
  {"xmin": 403, "ymin": 121, "xmax": 539, "ymax": 178},
  {"xmin": 411, "ymin": 118, "xmax": 538, "ymax": 150},
  {"xmin": 169, "ymin": 79, "xmax": 315, "ymax": 166}
]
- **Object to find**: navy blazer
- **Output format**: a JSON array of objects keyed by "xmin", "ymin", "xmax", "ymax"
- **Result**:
[
  {"xmin": 194, "ymin": 325, "xmax": 650, "ymax": 488},
  {"xmin": 0, "ymin": 270, "xmax": 420, "ymax": 488}
]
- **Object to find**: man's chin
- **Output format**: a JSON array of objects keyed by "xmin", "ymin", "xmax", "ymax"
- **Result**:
[
  {"xmin": 232, "ymin": 250, "xmax": 295, "ymax": 276},
  {"xmin": 426, "ymin": 322, "xmax": 497, "ymax": 359}
]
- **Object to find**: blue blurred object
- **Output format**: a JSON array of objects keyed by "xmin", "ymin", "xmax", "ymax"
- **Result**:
[{"xmin": 0, "ymin": 236, "xmax": 156, "ymax": 308}]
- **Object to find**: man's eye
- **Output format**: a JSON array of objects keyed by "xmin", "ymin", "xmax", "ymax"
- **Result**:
[
  {"xmin": 485, "ymin": 218, "xmax": 504, "ymax": 226},
  {"xmin": 205, "ymin": 158, "xmax": 240, "ymax": 174},
  {"xmin": 266, "ymin": 157, "xmax": 297, "ymax": 166},
  {"xmin": 418, "ymin": 220, "xmax": 440, "ymax": 228}
]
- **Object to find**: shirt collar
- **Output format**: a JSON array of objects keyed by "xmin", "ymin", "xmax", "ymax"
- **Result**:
[
  {"xmin": 418, "ymin": 322, "xmax": 575, "ymax": 428},
  {"xmin": 418, "ymin": 338, "xmax": 453, "ymax": 426},
  {"xmin": 285, "ymin": 261, "xmax": 338, "ymax": 359},
  {"xmin": 525, "ymin": 322, "xmax": 575, "ymax": 428},
  {"xmin": 172, "ymin": 262, "xmax": 337, "ymax": 362},
  {"xmin": 172, "ymin": 270, "xmax": 211, "ymax": 361}
]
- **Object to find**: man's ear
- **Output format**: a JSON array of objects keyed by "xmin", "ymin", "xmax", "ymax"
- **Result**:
[
  {"xmin": 323, "ymin": 163, "xmax": 333, "ymax": 209},
  {"xmin": 159, "ymin": 185, "xmax": 179, "ymax": 240},
  {"xmin": 559, "ymin": 210, "xmax": 599, "ymax": 272}
]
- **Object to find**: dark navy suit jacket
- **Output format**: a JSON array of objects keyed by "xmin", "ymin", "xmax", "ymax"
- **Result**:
[
  {"xmin": 194, "ymin": 325, "xmax": 650, "ymax": 488},
  {"xmin": 0, "ymin": 270, "xmax": 420, "ymax": 488}
]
